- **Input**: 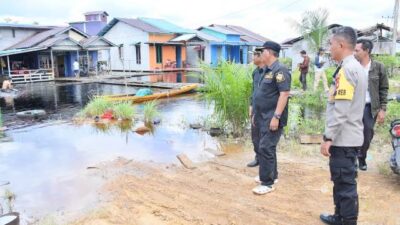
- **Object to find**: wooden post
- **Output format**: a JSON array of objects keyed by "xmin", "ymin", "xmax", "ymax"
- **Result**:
[
  {"xmin": 6, "ymin": 55, "xmax": 11, "ymax": 77},
  {"xmin": 0, "ymin": 57, "xmax": 3, "ymax": 75},
  {"xmin": 393, "ymin": 0, "xmax": 399, "ymax": 56},
  {"xmin": 50, "ymin": 49, "xmax": 54, "ymax": 78},
  {"xmin": 76, "ymin": 50, "xmax": 80, "ymax": 78},
  {"xmin": 86, "ymin": 50, "xmax": 90, "ymax": 76},
  {"xmin": 108, "ymin": 48, "xmax": 111, "ymax": 75}
]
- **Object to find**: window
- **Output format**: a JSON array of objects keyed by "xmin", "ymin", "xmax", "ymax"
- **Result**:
[
  {"xmin": 197, "ymin": 48, "xmax": 205, "ymax": 61},
  {"xmin": 12, "ymin": 29, "xmax": 15, "ymax": 38},
  {"xmin": 156, "ymin": 44, "xmax": 162, "ymax": 64},
  {"xmin": 239, "ymin": 49, "xmax": 244, "ymax": 64},
  {"xmin": 135, "ymin": 44, "xmax": 141, "ymax": 64},
  {"xmin": 118, "ymin": 44, "xmax": 124, "ymax": 59}
]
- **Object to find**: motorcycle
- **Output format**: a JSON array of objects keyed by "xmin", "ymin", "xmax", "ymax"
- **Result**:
[{"xmin": 389, "ymin": 119, "xmax": 400, "ymax": 175}]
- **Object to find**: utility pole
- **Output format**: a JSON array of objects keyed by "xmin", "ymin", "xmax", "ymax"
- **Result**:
[{"xmin": 392, "ymin": 0, "xmax": 399, "ymax": 56}]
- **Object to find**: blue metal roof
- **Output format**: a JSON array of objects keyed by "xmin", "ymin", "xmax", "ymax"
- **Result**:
[{"xmin": 139, "ymin": 18, "xmax": 194, "ymax": 34}]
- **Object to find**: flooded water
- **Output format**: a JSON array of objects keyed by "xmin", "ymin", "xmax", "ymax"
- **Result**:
[
  {"xmin": 0, "ymin": 81, "xmax": 217, "ymax": 223},
  {"xmin": 115, "ymin": 71, "xmax": 202, "ymax": 84}
]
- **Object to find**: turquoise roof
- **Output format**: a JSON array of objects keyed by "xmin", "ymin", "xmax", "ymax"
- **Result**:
[{"xmin": 139, "ymin": 18, "xmax": 194, "ymax": 34}]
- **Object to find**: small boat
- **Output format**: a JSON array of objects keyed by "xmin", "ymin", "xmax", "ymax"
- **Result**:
[
  {"xmin": 103, "ymin": 84, "xmax": 198, "ymax": 103},
  {"xmin": 16, "ymin": 109, "xmax": 47, "ymax": 119}
]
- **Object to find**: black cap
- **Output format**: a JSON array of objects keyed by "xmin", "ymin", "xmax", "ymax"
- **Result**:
[{"xmin": 256, "ymin": 41, "xmax": 281, "ymax": 53}]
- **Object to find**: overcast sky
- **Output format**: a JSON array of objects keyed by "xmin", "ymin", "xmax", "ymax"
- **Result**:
[{"xmin": 0, "ymin": 0, "xmax": 394, "ymax": 42}]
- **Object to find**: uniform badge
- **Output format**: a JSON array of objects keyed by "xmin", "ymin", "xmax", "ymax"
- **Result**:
[
  {"xmin": 264, "ymin": 72, "xmax": 273, "ymax": 79},
  {"xmin": 276, "ymin": 72, "xmax": 285, "ymax": 83}
]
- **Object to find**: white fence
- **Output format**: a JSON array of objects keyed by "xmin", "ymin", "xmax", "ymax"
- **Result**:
[{"xmin": 9, "ymin": 69, "xmax": 54, "ymax": 83}]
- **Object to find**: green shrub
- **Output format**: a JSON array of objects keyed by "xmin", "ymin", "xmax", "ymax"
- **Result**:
[
  {"xmin": 373, "ymin": 55, "xmax": 399, "ymax": 77},
  {"xmin": 143, "ymin": 101, "xmax": 160, "ymax": 123},
  {"xmin": 112, "ymin": 102, "xmax": 135, "ymax": 120},
  {"xmin": 82, "ymin": 97, "xmax": 113, "ymax": 117},
  {"xmin": 200, "ymin": 61, "xmax": 253, "ymax": 136},
  {"xmin": 291, "ymin": 70, "xmax": 301, "ymax": 89},
  {"xmin": 280, "ymin": 57, "xmax": 292, "ymax": 69}
]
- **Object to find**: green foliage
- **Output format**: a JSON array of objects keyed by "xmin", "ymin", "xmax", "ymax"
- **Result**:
[
  {"xmin": 200, "ymin": 61, "xmax": 253, "ymax": 136},
  {"xmin": 82, "ymin": 97, "xmax": 113, "ymax": 117},
  {"xmin": 292, "ymin": 8, "xmax": 329, "ymax": 53},
  {"xmin": 373, "ymin": 55, "xmax": 400, "ymax": 77},
  {"xmin": 112, "ymin": 102, "xmax": 135, "ymax": 120},
  {"xmin": 386, "ymin": 101, "xmax": 400, "ymax": 122},
  {"xmin": 298, "ymin": 117, "xmax": 325, "ymax": 135},
  {"xmin": 324, "ymin": 66, "xmax": 336, "ymax": 86},
  {"xmin": 280, "ymin": 57, "xmax": 292, "ymax": 69},
  {"xmin": 291, "ymin": 90, "xmax": 327, "ymax": 109},
  {"xmin": 291, "ymin": 70, "xmax": 301, "ymax": 89},
  {"xmin": 143, "ymin": 101, "xmax": 160, "ymax": 123}
]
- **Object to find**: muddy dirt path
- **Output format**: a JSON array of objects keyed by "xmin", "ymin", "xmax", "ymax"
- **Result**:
[{"xmin": 69, "ymin": 145, "xmax": 400, "ymax": 225}]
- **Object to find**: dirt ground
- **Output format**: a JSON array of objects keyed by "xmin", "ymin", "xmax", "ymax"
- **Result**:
[{"xmin": 68, "ymin": 140, "xmax": 400, "ymax": 225}]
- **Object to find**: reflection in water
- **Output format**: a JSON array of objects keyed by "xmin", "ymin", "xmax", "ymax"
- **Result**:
[
  {"xmin": 0, "ymin": 82, "xmax": 162, "ymax": 124},
  {"xmin": 0, "ymin": 92, "xmax": 216, "ymax": 221}
]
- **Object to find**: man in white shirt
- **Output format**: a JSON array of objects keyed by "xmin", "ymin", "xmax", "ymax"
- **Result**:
[
  {"xmin": 314, "ymin": 48, "xmax": 329, "ymax": 91},
  {"xmin": 354, "ymin": 39, "xmax": 389, "ymax": 171},
  {"xmin": 73, "ymin": 60, "xmax": 80, "ymax": 77}
]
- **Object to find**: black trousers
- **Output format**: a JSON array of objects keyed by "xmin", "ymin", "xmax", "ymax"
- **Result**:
[
  {"xmin": 257, "ymin": 122, "xmax": 282, "ymax": 186},
  {"xmin": 251, "ymin": 122, "xmax": 260, "ymax": 161},
  {"xmin": 359, "ymin": 104, "xmax": 376, "ymax": 160},
  {"xmin": 300, "ymin": 72, "xmax": 308, "ymax": 91},
  {"xmin": 330, "ymin": 146, "xmax": 359, "ymax": 220}
]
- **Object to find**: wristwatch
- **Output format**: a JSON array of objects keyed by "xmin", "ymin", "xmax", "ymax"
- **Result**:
[
  {"xmin": 273, "ymin": 113, "xmax": 281, "ymax": 120},
  {"xmin": 323, "ymin": 135, "xmax": 332, "ymax": 142}
]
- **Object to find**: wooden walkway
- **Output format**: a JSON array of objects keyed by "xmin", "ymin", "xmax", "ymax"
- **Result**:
[{"xmin": 55, "ymin": 76, "xmax": 203, "ymax": 89}]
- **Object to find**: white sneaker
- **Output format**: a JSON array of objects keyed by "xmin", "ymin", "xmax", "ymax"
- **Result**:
[
  {"xmin": 254, "ymin": 176, "xmax": 278, "ymax": 184},
  {"xmin": 252, "ymin": 185, "xmax": 275, "ymax": 195}
]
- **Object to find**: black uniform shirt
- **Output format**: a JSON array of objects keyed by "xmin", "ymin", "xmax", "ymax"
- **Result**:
[{"xmin": 253, "ymin": 60, "xmax": 291, "ymax": 127}]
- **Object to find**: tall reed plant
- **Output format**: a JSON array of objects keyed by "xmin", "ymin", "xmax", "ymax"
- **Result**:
[
  {"xmin": 200, "ymin": 61, "xmax": 253, "ymax": 136},
  {"xmin": 143, "ymin": 101, "xmax": 160, "ymax": 123}
]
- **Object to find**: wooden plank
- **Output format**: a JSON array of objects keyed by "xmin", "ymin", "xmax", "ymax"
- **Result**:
[
  {"xmin": 176, "ymin": 154, "xmax": 196, "ymax": 169},
  {"xmin": 299, "ymin": 134, "xmax": 323, "ymax": 144}
]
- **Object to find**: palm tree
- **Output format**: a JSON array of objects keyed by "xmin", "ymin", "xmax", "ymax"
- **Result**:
[{"xmin": 293, "ymin": 8, "xmax": 329, "ymax": 53}]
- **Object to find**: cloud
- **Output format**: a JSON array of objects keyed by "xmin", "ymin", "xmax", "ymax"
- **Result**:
[{"xmin": 0, "ymin": 0, "xmax": 394, "ymax": 42}]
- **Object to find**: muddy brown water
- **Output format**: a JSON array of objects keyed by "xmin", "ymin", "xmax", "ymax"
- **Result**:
[{"xmin": 0, "ymin": 81, "xmax": 219, "ymax": 223}]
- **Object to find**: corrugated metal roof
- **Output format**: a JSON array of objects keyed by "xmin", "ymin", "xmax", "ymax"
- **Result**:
[
  {"xmin": 170, "ymin": 31, "xmax": 223, "ymax": 42},
  {"xmin": 211, "ymin": 24, "xmax": 268, "ymax": 43},
  {"xmin": 139, "ymin": 18, "xmax": 193, "ymax": 34},
  {"xmin": 201, "ymin": 26, "xmax": 240, "ymax": 35},
  {"xmin": 0, "ymin": 47, "xmax": 47, "ymax": 57},
  {"xmin": 118, "ymin": 18, "xmax": 164, "ymax": 33},
  {"xmin": 8, "ymin": 27, "xmax": 67, "ymax": 49},
  {"xmin": 84, "ymin": 11, "xmax": 109, "ymax": 16},
  {"xmin": 0, "ymin": 23, "xmax": 54, "ymax": 30},
  {"xmin": 36, "ymin": 34, "xmax": 71, "ymax": 48}
]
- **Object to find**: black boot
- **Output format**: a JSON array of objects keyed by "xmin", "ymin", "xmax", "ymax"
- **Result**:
[
  {"xmin": 343, "ymin": 218, "xmax": 357, "ymax": 225},
  {"xmin": 247, "ymin": 159, "xmax": 259, "ymax": 167},
  {"xmin": 358, "ymin": 158, "xmax": 367, "ymax": 171},
  {"xmin": 320, "ymin": 213, "xmax": 342, "ymax": 225}
]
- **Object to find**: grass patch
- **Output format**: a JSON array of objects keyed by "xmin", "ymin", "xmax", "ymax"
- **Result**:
[
  {"xmin": 143, "ymin": 101, "xmax": 160, "ymax": 123},
  {"xmin": 82, "ymin": 97, "xmax": 113, "ymax": 117},
  {"xmin": 112, "ymin": 102, "xmax": 135, "ymax": 120}
]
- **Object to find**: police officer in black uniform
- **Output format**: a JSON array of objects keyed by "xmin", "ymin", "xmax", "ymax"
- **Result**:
[
  {"xmin": 247, "ymin": 48, "xmax": 267, "ymax": 167},
  {"xmin": 252, "ymin": 41, "xmax": 291, "ymax": 195}
]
